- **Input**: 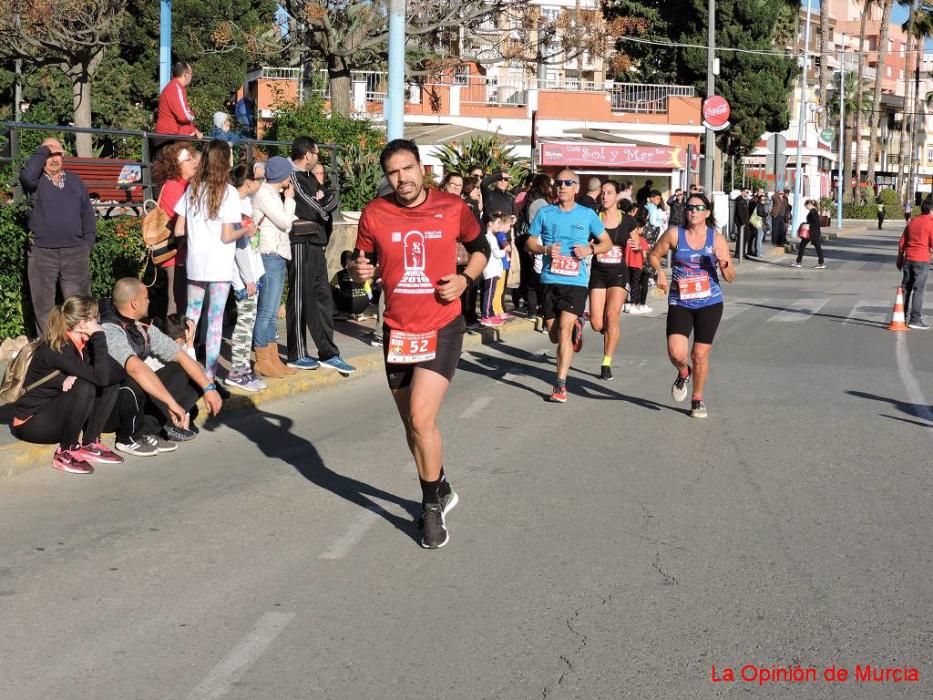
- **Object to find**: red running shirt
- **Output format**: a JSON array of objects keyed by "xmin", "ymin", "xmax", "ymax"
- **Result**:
[{"xmin": 356, "ymin": 190, "xmax": 481, "ymax": 333}]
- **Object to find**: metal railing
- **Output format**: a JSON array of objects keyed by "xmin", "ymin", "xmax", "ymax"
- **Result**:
[
  {"xmin": 311, "ymin": 69, "xmax": 693, "ymax": 112},
  {"xmin": 610, "ymin": 83, "xmax": 695, "ymax": 114},
  {"xmin": 0, "ymin": 121, "xmax": 341, "ymax": 210}
]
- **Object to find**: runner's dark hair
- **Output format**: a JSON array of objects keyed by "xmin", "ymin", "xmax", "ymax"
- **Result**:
[
  {"xmin": 380, "ymin": 139, "xmax": 420, "ymax": 172},
  {"xmin": 686, "ymin": 192, "xmax": 717, "ymax": 229}
]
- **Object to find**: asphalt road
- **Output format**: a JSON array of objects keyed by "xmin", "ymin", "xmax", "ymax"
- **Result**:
[{"xmin": 1, "ymin": 225, "xmax": 931, "ymax": 699}]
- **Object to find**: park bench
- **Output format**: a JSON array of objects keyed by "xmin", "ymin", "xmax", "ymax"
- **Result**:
[{"xmin": 63, "ymin": 157, "xmax": 145, "ymax": 217}]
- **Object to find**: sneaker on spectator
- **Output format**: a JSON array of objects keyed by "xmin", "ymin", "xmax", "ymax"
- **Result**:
[
  {"xmin": 622, "ymin": 303, "xmax": 631, "ymax": 313},
  {"xmin": 143, "ymin": 433, "xmax": 178, "ymax": 452},
  {"xmin": 73, "ymin": 441, "xmax": 124, "ymax": 464},
  {"xmin": 162, "ymin": 426, "xmax": 196, "ymax": 443},
  {"xmin": 908, "ymin": 320, "xmax": 930, "ymax": 330},
  {"xmin": 367, "ymin": 331, "xmax": 383, "ymax": 347},
  {"xmin": 320, "ymin": 355, "xmax": 356, "ymax": 375},
  {"xmin": 287, "ymin": 356, "xmax": 319, "ymax": 370},
  {"xmin": 248, "ymin": 371, "xmax": 268, "ymax": 390},
  {"xmin": 52, "ymin": 448, "xmax": 94, "ymax": 474},
  {"xmin": 115, "ymin": 438, "xmax": 159, "ymax": 457},
  {"xmin": 225, "ymin": 371, "xmax": 261, "ymax": 393}
]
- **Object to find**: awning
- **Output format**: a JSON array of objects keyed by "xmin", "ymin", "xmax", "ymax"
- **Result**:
[{"xmin": 538, "ymin": 141, "xmax": 684, "ymax": 169}]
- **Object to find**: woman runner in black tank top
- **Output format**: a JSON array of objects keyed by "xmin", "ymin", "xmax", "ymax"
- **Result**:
[{"xmin": 588, "ymin": 181, "xmax": 630, "ymax": 380}]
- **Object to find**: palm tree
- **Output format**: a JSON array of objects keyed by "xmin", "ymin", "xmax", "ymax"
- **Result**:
[
  {"xmin": 905, "ymin": 9, "xmax": 933, "ymax": 197},
  {"xmin": 851, "ymin": 0, "xmax": 877, "ymax": 202},
  {"xmin": 830, "ymin": 72, "xmax": 873, "ymax": 178},
  {"xmin": 898, "ymin": 0, "xmax": 918, "ymax": 199},
  {"xmin": 866, "ymin": 0, "xmax": 894, "ymax": 189},
  {"xmin": 819, "ymin": 0, "xmax": 831, "ymax": 131}
]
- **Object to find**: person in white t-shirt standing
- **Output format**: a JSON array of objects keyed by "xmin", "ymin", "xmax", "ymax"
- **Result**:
[{"xmin": 174, "ymin": 140, "xmax": 253, "ymax": 381}]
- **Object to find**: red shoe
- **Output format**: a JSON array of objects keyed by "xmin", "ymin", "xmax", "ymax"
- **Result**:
[
  {"xmin": 571, "ymin": 318, "xmax": 584, "ymax": 352},
  {"xmin": 73, "ymin": 441, "xmax": 125, "ymax": 465},
  {"xmin": 549, "ymin": 385, "xmax": 568, "ymax": 403},
  {"xmin": 52, "ymin": 448, "xmax": 94, "ymax": 475}
]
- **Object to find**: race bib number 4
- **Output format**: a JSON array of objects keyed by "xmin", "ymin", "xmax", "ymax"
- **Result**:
[
  {"xmin": 597, "ymin": 246, "xmax": 624, "ymax": 264},
  {"xmin": 386, "ymin": 329, "xmax": 438, "ymax": 364},
  {"xmin": 550, "ymin": 254, "xmax": 580, "ymax": 276},
  {"xmin": 679, "ymin": 274, "xmax": 712, "ymax": 300}
]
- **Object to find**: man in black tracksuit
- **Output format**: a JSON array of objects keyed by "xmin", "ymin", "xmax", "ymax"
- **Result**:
[{"xmin": 287, "ymin": 136, "xmax": 355, "ymax": 375}]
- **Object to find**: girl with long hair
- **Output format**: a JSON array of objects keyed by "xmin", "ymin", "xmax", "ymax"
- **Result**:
[
  {"xmin": 173, "ymin": 140, "xmax": 253, "ymax": 380},
  {"xmin": 11, "ymin": 296, "xmax": 126, "ymax": 474}
]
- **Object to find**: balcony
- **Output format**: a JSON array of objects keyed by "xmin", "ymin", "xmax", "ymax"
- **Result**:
[{"xmin": 610, "ymin": 84, "xmax": 696, "ymax": 114}]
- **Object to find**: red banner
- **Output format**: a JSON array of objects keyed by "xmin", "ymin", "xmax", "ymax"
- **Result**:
[{"xmin": 539, "ymin": 142, "xmax": 683, "ymax": 169}]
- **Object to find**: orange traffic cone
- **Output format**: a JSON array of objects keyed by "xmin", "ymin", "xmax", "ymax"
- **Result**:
[{"xmin": 888, "ymin": 287, "xmax": 909, "ymax": 331}]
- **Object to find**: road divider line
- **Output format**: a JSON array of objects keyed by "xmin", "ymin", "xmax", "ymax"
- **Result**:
[
  {"xmin": 186, "ymin": 611, "xmax": 295, "ymax": 700},
  {"xmin": 459, "ymin": 396, "xmax": 493, "ymax": 419},
  {"xmin": 895, "ymin": 334, "xmax": 933, "ymax": 439},
  {"xmin": 319, "ymin": 507, "xmax": 382, "ymax": 560},
  {"xmin": 767, "ymin": 298, "xmax": 830, "ymax": 323}
]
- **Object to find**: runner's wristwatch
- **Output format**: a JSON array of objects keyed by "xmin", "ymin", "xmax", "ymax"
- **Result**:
[{"xmin": 459, "ymin": 271, "xmax": 475, "ymax": 286}]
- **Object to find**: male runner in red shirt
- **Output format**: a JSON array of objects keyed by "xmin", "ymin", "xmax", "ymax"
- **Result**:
[{"xmin": 351, "ymin": 140, "xmax": 490, "ymax": 548}]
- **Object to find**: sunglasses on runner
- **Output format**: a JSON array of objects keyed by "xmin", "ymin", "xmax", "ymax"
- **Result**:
[
  {"xmin": 555, "ymin": 179, "xmax": 577, "ymax": 187},
  {"xmin": 685, "ymin": 204, "xmax": 708, "ymax": 212}
]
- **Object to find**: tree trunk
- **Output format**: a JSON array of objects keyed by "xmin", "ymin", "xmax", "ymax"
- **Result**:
[
  {"xmin": 907, "ymin": 49, "xmax": 922, "ymax": 201},
  {"xmin": 867, "ymin": 0, "xmax": 893, "ymax": 188},
  {"xmin": 69, "ymin": 52, "xmax": 103, "ymax": 157},
  {"xmin": 851, "ymin": 6, "xmax": 869, "ymax": 202},
  {"xmin": 898, "ymin": 0, "xmax": 917, "ymax": 200},
  {"xmin": 328, "ymin": 55, "xmax": 352, "ymax": 115},
  {"xmin": 819, "ymin": 0, "xmax": 830, "ymax": 130}
]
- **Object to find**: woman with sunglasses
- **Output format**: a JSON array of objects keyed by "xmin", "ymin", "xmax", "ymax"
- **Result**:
[{"xmin": 648, "ymin": 193, "xmax": 735, "ymax": 418}]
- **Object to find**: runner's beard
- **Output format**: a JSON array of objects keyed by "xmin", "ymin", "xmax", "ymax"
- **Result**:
[{"xmin": 394, "ymin": 182, "xmax": 425, "ymax": 207}]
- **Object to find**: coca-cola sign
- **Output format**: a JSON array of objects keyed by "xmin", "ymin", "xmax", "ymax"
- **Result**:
[
  {"xmin": 702, "ymin": 95, "xmax": 731, "ymax": 131},
  {"xmin": 538, "ymin": 143, "xmax": 683, "ymax": 169}
]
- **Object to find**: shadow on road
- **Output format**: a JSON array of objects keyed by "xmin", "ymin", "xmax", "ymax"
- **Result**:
[
  {"xmin": 206, "ymin": 408, "xmax": 421, "ymax": 544},
  {"xmin": 847, "ymin": 390, "xmax": 933, "ymax": 425}
]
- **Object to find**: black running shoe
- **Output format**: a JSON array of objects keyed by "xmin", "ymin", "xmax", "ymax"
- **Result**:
[
  {"xmin": 419, "ymin": 504, "xmax": 449, "ymax": 549},
  {"xmin": 438, "ymin": 482, "xmax": 459, "ymax": 515},
  {"xmin": 671, "ymin": 368, "xmax": 691, "ymax": 403},
  {"xmin": 690, "ymin": 399, "xmax": 708, "ymax": 418},
  {"xmin": 600, "ymin": 365, "xmax": 613, "ymax": 381}
]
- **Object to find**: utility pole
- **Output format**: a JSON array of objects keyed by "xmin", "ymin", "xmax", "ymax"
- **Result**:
[
  {"xmin": 791, "ymin": 0, "xmax": 814, "ymax": 242},
  {"xmin": 837, "ymin": 35, "xmax": 846, "ymax": 230},
  {"xmin": 703, "ymin": 0, "xmax": 716, "ymax": 193},
  {"xmin": 386, "ymin": 0, "xmax": 405, "ymax": 140}
]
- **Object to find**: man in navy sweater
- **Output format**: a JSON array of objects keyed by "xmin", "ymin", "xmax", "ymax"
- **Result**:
[{"xmin": 19, "ymin": 138, "xmax": 96, "ymax": 336}]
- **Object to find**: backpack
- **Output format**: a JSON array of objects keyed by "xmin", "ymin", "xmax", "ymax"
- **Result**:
[{"xmin": 0, "ymin": 340, "xmax": 60, "ymax": 405}]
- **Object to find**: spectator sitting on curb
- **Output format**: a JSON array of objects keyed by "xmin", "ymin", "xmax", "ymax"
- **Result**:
[
  {"xmin": 19, "ymin": 138, "xmax": 97, "ymax": 337},
  {"xmin": 101, "ymin": 277, "xmax": 222, "ymax": 454}
]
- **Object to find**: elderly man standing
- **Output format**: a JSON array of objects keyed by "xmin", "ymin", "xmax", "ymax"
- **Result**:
[{"xmin": 19, "ymin": 138, "xmax": 96, "ymax": 336}]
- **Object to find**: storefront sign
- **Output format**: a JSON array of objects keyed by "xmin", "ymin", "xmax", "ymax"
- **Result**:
[{"xmin": 539, "ymin": 142, "xmax": 683, "ymax": 169}]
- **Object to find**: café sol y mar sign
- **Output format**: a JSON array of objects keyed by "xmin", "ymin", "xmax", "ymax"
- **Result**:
[
  {"xmin": 702, "ymin": 95, "xmax": 731, "ymax": 131},
  {"xmin": 539, "ymin": 142, "xmax": 684, "ymax": 169}
]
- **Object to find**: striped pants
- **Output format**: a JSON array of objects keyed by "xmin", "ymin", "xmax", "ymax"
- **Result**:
[
  {"xmin": 286, "ymin": 241, "xmax": 339, "ymax": 362},
  {"xmin": 231, "ymin": 292, "xmax": 258, "ymax": 374}
]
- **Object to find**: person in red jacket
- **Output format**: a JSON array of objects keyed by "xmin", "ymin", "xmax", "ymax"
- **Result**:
[
  {"xmin": 156, "ymin": 62, "xmax": 203, "ymax": 138},
  {"xmin": 897, "ymin": 200, "xmax": 933, "ymax": 329}
]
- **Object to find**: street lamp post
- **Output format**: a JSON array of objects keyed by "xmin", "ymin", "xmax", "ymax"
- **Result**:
[
  {"xmin": 837, "ymin": 36, "xmax": 846, "ymax": 230},
  {"xmin": 703, "ymin": 0, "xmax": 716, "ymax": 193},
  {"xmin": 791, "ymin": 0, "xmax": 815, "ymax": 241}
]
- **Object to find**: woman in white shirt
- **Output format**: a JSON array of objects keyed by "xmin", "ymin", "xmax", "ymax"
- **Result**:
[
  {"xmin": 174, "ymin": 140, "xmax": 252, "ymax": 381},
  {"xmin": 249, "ymin": 156, "xmax": 297, "ymax": 378}
]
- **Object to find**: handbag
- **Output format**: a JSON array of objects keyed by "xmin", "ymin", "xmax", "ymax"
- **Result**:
[
  {"xmin": 797, "ymin": 224, "xmax": 810, "ymax": 240},
  {"xmin": 749, "ymin": 212, "xmax": 763, "ymax": 229},
  {"xmin": 142, "ymin": 194, "xmax": 177, "ymax": 264}
]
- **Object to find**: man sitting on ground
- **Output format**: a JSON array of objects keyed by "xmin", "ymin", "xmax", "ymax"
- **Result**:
[{"xmin": 101, "ymin": 277, "xmax": 222, "ymax": 456}]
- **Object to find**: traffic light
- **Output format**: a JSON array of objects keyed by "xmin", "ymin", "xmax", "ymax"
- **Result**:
[{"xmin": 815, "ymin": 56, "xmax": 822, "ymax": 69}]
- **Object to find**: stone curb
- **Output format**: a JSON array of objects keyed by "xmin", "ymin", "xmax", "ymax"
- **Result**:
[{"xmin": 0, "ymin": 317, "xmax": 536, "ymax": 481}]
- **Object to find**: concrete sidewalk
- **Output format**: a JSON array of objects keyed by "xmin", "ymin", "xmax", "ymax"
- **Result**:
[{"xmin": 0, "ymin": 312, "xmax": 537, "ymax": 479}]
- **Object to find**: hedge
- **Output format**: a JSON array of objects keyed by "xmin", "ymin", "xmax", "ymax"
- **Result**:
[
  {"xmin": 0, "ymin": 203, "xmax": 146, "ymax": 339},
  {"xmin": 841, "ymin": 203, "xmax": 912, "ymax": 219}
]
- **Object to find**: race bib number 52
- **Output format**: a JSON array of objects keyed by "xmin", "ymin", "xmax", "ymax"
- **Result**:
[{"xmin": 387, "ymin": 329, "xmax": 438, "ymax": 363}]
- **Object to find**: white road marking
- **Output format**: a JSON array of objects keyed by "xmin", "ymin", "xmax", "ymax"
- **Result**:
[
  {"xmin": 844, "ymin": 300, "xmax": 889, "ymax": 326},
  {"xmin": 460, "ymin": 396, "xmax": 493, "ymax": 418},
  {"xmin": 721, "ymin": 298, "xmax": 754, "ymax": 321},
  {"xmin": 186, "ymin": 611, "xmax": 295, "ymax": 700},
  {"xmin": 319, "ymin": 507, "xmax": 382, "ymax": 560},
  {"xmin": 767, "ymin": 298, "xmax": 830, "ymax": 323},
  {"xmin": 895, "ymin": 334, "xmax": 933, "ymax": 439}
]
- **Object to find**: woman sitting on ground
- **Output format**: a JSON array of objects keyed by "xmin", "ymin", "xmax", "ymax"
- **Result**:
[{"xmin": 10, "ymin": 295, "xmax": 127, "ymax": 475}]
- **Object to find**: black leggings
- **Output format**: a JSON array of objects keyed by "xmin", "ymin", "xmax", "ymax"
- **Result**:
[
  {"xmin": 12, "ymin": 380, "xmax": 118, "ymax": 450},
  {"xmin": 102, "ymin": 362, "xmax": 201, "ymax": 441},
  {"xmin": 628, "ymin": 267, "xmax": 648, "ymax": 305},
  {"xmin": 796, "ymin": 235, "xmax": 824, "ymax": 265}
]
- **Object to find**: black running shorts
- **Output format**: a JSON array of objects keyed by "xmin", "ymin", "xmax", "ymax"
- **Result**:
[
  {"xmin": 382, "ymin": 316, "xmax": 464, "ymax": 391},
  {"xmin": 665, "ymin": 303, "xmax": 724, "ymax": 345},
  {"xmin": 589, "ymin": 264, "xmax": 630, "ymax": 291},
  {"xmin": 542, "ymin": 284, "xmax": 588, "ymax": 320}
]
